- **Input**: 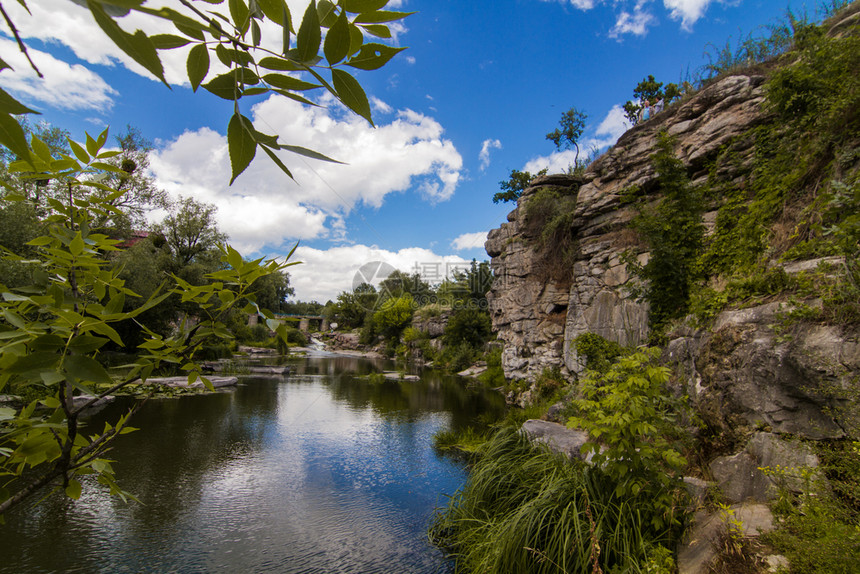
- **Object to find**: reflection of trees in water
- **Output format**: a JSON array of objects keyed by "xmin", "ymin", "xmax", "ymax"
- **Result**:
[
  {"xmin": 1, "ymin": 387, "xmax": 281, "ymax": 569},
  {"xmin": 289, "ymin": 355, "xmax": 382, "ymax": 376},
  {"xmin": 1, "ymin": 358, "xmax": 506, "ymax": 572},
  {"xmin": 318, "ymin": 365, "xmax": 506, "ymax": 429}
]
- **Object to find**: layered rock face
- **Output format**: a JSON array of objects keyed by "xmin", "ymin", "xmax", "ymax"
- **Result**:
[
  {"xmin": 486, "ymin": 74, "xmax": 767, "ymax": 381},
  {"xmin": 486, "ymin": 73, "xmax": 859, "ymax": 440}
]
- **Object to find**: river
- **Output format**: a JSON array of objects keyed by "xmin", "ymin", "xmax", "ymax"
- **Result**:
[{"xmin": 1, "ymin": 354, "xmax": 505, "ymax": 573}]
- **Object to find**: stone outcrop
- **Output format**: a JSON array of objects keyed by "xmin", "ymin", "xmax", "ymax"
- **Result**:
[
  {"xmin": 487, "ymin": 74, "xmax": 768, "ymax": 381},
  {"xmin": 708, "ymin": 432, "xmax": 821, "ymax": 504},
  {"xmin": 487, "ymin": 72, "xmax": 859, "ymax": 442},
  {"xmin": 668, "ymin": 301, "xmax": 860, "ymax": 441}
]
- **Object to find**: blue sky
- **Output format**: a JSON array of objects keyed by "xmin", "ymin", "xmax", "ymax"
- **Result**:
[{"xmin": 0, "ymin": 0, "xmax": 816, "ymax": 301}]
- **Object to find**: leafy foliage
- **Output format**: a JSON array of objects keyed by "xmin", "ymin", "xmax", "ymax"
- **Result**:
[
  {"xmin": 761, "ymin": 440, "xmax": 860, "ymax": 573},
  {"xmin": 0, "ymin": 0, "xmax": 411, "ymax": 184},
  {"xmin": 493, "ymin": 168, "xmax": 547, "ymax": 204},
  {"xmin": 692, "ymin": 11, "xmax": 860, "ymax": 324},
  {"xmin": 625, "ymin": 133, "xmax": 705, "ymax": 333},
  {"xmin": 371, "ymin": 294, "xmax": 413, "ymax": 339},
  {"xmin": 0, "ymin": 129, "xmax": 295, "ymax": 517},
  {"xmin": 443, "ymin": 308, "xmax": 492, "ymax": 349},
  {"xmin": 546, "ymin": 107, "xmax": 588, "ymax": 165},
  {"xmin": 622, "ymin": 75, "xmax": 683, "ymax": 126},
  {"xmin": 568, "ymin": 348, "xmax": 689, "ymax": 531},
  {"xmin": 573, "ymin": 332, "xmax": 626, "ymax": 374},
  {"xmin": 521, "ymin": 183, "xmax": 580, "ymax": 284}
]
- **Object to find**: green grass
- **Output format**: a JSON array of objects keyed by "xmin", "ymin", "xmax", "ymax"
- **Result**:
[{"xmin": 431, "ymin": 429, "xmax": 679, "ymax": 574}]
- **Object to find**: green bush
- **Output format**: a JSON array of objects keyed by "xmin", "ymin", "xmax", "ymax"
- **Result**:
[
  {"xmin": 284, "ymin": 326, "xmax": 307, "ymax": 346},
  {"xmin": 568, "ymin": 348, "xmax": 689, "ymax": 531},
  {"xmin": 626, "ymin": 133, "xmax": 705, "ymax": 333},
  {"xmin": 439, "ymin": 341, "xmax": 477, "ymax": 373},
  {"xmin": 443, "ymin": 308, "xmax": 492, "ymax": 348},
  {"xmin": 573, "ymin": 332, "xmax": 626, "ymax": 373},
  {"xmin": 372, "ymin": 294, "xmax": 414, "ymax": 340}
]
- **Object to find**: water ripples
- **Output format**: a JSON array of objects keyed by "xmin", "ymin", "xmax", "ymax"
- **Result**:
[{"xmin": 1, "ymin": 360, "xmax": 505, "ymax": 573}]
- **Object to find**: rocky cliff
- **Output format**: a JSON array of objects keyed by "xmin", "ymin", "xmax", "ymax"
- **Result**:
[{"xmin": 485, "ymin": 68, "xmax": 859, "ymax": 442}]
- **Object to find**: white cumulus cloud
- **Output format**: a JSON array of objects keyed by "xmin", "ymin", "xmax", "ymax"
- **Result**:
[
  {"xmin": 0, "ymin": 38, "xmax": 117, "ymax": 111},
  {"xmin": 663, "ymin": 0, "xmax": 716, "ymax": 30},
  {"xmin": 149, "ymin": 94, "xmax": 462, "ymax": 253},
  {"xmin": 287, "ymin": 244, "xmax": 470, "ymax": 302},
  {"xmin": 610, "ymin": 4, "xmax": 657, "ymax": 37},
  {"xmin": 451, "ymin": 232, "xmax": 489, "ymax": 251},
  {"xmin": 479, "ymin": 139, "xmax": 502, "ymax": 171}
]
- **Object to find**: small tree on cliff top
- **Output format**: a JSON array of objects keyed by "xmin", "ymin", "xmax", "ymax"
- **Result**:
[{"xmin": 546, "ymin": 107, "xmax": 588, "ymax": 166}]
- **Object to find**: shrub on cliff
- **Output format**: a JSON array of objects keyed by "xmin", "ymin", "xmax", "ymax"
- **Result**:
[{"xmin": 625, "ymin": 133, "xmax": 705, "ymax": 333}]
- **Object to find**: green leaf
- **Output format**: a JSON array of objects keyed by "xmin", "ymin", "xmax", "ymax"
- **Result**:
[
  {"xmin": 332, "ymin": 68, "xmax": 372, "ymax": 125},
  {"xmin": 68, "ymin": 139, "xmax": 91, "ymax": 164},
  {"xmin": 342, "ymin": 0, "xmax": 387, "ymax": 12},
  {"xmin": 324, "ymin": 10, "xmax": 351, "ymax": 65},
  {"xmin": 228, "ymin": 0, "xmax": 250, "ymax": 32},
  {"xmin": 272, "ymin": 89, "xmax": 318, "ymax": 107},
  {"xmin": 258, "ymin": 57, "xmax": 303, "ymax": 71},
  {"xmin": 360, "ymin": 24, "xmax": 391, "ymax": 39},
  {"xmin": 348, "ymin": 23, "xmax": 364, "ymax": 56},
  {"xmin": 251, "ymin": 19, "xmax": 261, "ymax": 46},
  {"xmin": 280, "ymin": 144, "xmax": 344, "ymax": 164},
  {"xmin": 0, "ymin": 86, "xmax": 38, "ymax": 115},
  {"xmin": 40, "ymin": 371, "xmax": 66, "ymax": 385},
  {"xmin": 69, "ymin": 233, "xmax": 85, "ymax": 256},
  {"xmin": 95, "ymin": 126, "xmax": 109, "ymax": 150},
  {"xmin": 215, "ymin": 44, "xmax": 254, "ymax": 67},
  {"xmin": 296, "ymin": 0, "xmax": 320, "ymax": 63},
  {"xmin": 262, "ymin": 73, "xmax": 321, "ymax": 91},
  {"xmin": 8, "ymin": 352, "xmax": 61, "ymax": 374},
  {"xmin": 150, "ymin": 33, "xmax": 190, "ymax": 49},
  {"xmin": 65, "ymin": 479, "xmax": 82, "ymax": 500},
  {"xmin": 186, "ymin": 43, "xmax": 210, "ymax": 92},
  {"xmin": 353, "ymin": 10, "xmax": 414, "ymax": 24},
  {"xmin": 87, "ymin": 1, "xmax": 167, "ymax": 85},
  {"xmin": 316, "ymin": 0, "xmax": 337, "ymax": 27},
  {"xmin": 0, "ymin": 112, "xmax": 33, "ymax": 162},
  {"xmin": 257, "ymin": 0, "xmax": 289, "ymax": 26},
  {"xmin": 203, "ymin": 69, "xmax": 259, "ymax": 100},
  {"xmin": 65, "ymin": 355, "xmax": 113, "ymax": 386},
  {"xmin": 346, "ymin": 43, "xmax": 405, "ymax": 70},
  {"xmin": 260, "ymin": 145, "xmax": 294, "ymax": 180},
  {"xmin": 68, "ymin": 334, "xmax": 109, "ymax": 354},
  {"xmin": 282, "ymin": 4, "xmax": 292, "ymax": 54},
  {"xmin": 31, "ymin": 334, "xmax": 65, "ymax": 351},
  {"xmin": 30, "ymin": 135, "xmax": 53, "ymax": 163},
  {"xmin": 227, "ymin": 113, "xmax": 257, "ymax": 184},
  {"xmin": 174, "ymin": 21, "xmax": 205, "ymax": 41}
]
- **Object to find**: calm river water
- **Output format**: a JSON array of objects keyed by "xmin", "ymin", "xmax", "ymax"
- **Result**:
[{"xmin": 2, "ymin": 354, "xmax": 505, "ymax": 573}]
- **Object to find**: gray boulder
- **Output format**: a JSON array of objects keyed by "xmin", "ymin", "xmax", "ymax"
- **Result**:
[{"xmin": 520, "ymin": 419, "xmax": 591, "ymax": 461}]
